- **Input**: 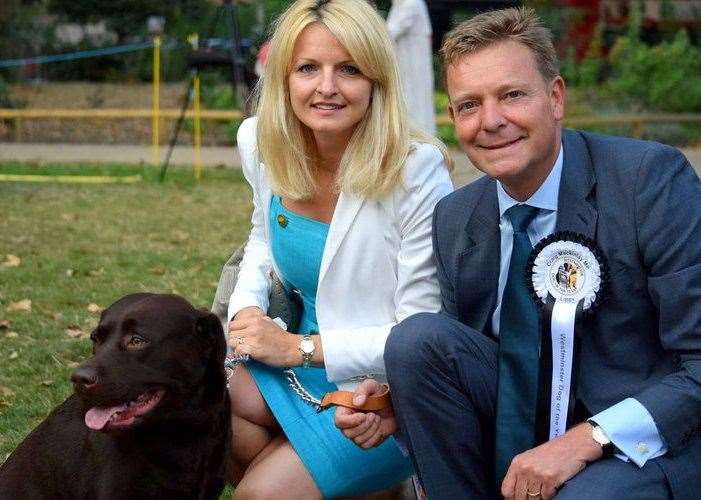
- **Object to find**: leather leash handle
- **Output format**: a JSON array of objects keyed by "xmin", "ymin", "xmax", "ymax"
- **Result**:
[{"xmin": 318, "ymin": 384, "xmax": 392, "ymax": 412}]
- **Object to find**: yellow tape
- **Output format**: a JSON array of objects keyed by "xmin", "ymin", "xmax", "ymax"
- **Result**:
[{"xmin": 0, "ymin": 174, "xmax": 142, "ymax": 184}]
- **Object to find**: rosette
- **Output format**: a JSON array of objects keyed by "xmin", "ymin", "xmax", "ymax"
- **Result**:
[{"xmin": 527, "ymin": 231, "xmax": 608, "ymax": 439}]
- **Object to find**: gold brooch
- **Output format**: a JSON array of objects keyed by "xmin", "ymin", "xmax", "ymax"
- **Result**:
[{"xmin": 277, "ymin": 214, "xmax": 288, "ymax": 228}]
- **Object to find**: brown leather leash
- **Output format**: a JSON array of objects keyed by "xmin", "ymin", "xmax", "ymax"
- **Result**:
[{"xmin": 318, "ymin": 384, "xmax": 392, "ymax": 412}]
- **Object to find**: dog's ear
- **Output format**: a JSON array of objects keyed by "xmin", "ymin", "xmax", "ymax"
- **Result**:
[{"xmin": 195, "ymin": 310, "xmax": 227, "ymax": 362}]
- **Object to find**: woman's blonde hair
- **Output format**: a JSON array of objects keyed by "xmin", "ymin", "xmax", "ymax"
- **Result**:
[{"xmin": 255, "ymin": 0, "xmax": 449, "ymax": 200}]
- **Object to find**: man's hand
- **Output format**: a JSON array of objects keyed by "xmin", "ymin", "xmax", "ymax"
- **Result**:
[
  {"xmin": 501, "ymin": 422, "xmax": 603, "ymax": 499},
  {"xmin": 334, "ymin": 379, "xmax": 398, "ymax": 449}
]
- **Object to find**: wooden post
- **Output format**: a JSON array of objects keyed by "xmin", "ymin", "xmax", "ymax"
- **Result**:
[
  {"xmin": 152, "ymin": 36, "xmax": 161, "ymax": 165},
  {"xmin": 632, "ymin": 121, "xmax": 644, "ymax": 139},
  {"xmin": 193, "ymin": 74, "xmax": 202, "ymax": 180}
]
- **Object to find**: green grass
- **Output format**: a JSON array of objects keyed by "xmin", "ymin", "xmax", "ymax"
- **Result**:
[{"xmin": 0, "ymin": 161, "xmax": 252, "ymax": 468}]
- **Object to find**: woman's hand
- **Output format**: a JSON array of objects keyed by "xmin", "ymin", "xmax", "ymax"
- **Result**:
[{"xmin": 228, "ymin": 313, "xmax": 299, "ymax": 367}]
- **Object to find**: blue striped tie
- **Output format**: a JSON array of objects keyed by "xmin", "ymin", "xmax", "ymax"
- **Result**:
[{"xmin": 494, "ymin": 204, "xmax": 541, "ymax": 485}]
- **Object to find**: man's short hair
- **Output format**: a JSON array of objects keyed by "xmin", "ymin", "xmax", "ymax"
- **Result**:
[{"xmin": 440, "ymin": 7, "xmax": 559, "ymax": 82}]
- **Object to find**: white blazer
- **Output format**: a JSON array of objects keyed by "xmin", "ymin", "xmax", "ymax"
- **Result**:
[{"xmin": 228, "ymin": 117, "xmax": 453, "ymax": 390}]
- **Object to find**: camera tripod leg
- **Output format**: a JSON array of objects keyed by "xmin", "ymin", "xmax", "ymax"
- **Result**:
[{"xmin": 159, "ymin": 72, "xmax": 196, "ymax": 182}]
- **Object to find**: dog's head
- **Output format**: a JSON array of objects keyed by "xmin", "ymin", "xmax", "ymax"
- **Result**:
[{"xmin": 71, "ymin": 293, "xmax": 227, "ymax": 432}]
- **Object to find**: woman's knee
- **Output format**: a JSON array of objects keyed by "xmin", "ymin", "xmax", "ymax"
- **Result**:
[{"xmin": 228, "ymin": 365, "xmax": 275, "ymax": 427}]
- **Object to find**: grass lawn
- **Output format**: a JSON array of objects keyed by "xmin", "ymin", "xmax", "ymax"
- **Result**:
[{"xmin": 0, "ymin": 161, "xmax": 252, "ymax": 465}]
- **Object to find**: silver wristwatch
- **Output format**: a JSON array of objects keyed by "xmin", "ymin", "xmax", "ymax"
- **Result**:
[
  {"xmin": 299, "ymin": 334, "xmax": 315, "ymax": 368},
  {"xmin": 589, "ymin": 420, "xmax": 615, "ymax": 456}
]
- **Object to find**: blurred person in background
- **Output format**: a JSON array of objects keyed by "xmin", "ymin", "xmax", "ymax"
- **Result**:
[{"xmin": 386, "ymin": 0, "xmax": 436, "ymax": 136}]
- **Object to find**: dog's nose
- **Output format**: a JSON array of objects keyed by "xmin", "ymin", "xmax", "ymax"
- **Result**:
[{"xmin": 71, "ymin": 365, "xmax": 99, "ymax": 390}]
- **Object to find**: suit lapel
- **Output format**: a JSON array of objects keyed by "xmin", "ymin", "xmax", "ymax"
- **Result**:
[
  {"xmin": 318, "ymin": 191, "xmax": 364, "ymax": 286},
  {"xmin": 456, "ymin": 179, "xmax": 501, "ymax": 334},
  {"xmin": 556, "ymin": 130, "xmax": 597, "ymax": 238}
]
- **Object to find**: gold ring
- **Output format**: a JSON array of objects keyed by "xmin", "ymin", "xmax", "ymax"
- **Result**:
[
  {"xmin": 237, "ymin": 336, "xmax": 245, "ymax": 345},
  {"xmin": 526, "ymin": 489, "xmax": 542, "ymax": 497}
]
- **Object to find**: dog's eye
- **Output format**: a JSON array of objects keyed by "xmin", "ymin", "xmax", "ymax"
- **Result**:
[{"xmin": 124, "ymin": 335, "xmax": 149, "ymax": 350}]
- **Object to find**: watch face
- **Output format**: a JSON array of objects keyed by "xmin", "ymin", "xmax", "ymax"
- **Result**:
[
  {"xmin": 300, "ymin": 339, "xmax": 315, "ymax": 354},
  {"xmin": 592, "ymin": 425, "xmax": 611, "ymax": 446}
]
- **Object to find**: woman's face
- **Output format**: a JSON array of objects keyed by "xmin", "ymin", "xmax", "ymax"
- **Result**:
[{"xmin": 288, "ymin": 23, "xmax": 373, "ymax": 148}]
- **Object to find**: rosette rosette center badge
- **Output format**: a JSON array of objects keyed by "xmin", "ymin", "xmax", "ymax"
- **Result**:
[
  {"xmin": 528, "ymin": 231, "xmax": 607, "ymax": 439},
  {"xmin": 533, "ymin": 238, "xmax": 601, "ymax": 308}
]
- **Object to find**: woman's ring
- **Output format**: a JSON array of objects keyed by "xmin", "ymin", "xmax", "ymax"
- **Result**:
[
  {"xmin": 236, "ymin": 336, "xmax": 245, "ymax": 345},
  {"xmin": 526, "ymin": 488, "xmax": 542, "ymax": 497}
]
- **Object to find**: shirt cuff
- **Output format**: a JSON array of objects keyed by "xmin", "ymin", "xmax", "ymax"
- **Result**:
[{"xmin": 590, "ymin": 398, "xmax": 668, "ymax": 467}]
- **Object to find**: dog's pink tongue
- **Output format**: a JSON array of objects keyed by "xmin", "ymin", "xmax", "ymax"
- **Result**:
[{"xmin": 85, "ymin": 404, "xmax": 128, "ymax": 430}]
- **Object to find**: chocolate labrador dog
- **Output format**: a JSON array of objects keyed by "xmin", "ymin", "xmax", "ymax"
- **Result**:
[{"xmin": 0, "ymin": 293, "xmax": 231, "ymax": 499}]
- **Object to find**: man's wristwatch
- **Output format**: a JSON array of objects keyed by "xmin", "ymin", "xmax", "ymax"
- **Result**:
[
  {"xmin": 588, "ymin": 420, "xmax": 615, "ymax": 456},
  {"xmin": 298, "ymin": 334, "xmax": 315, "ymax": 368}
]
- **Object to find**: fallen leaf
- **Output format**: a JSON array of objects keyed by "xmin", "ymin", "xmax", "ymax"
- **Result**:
[
  {"xmin": 87, "ymin": 303, "xmax": 102, "ymax": 314},
  {"xmin": 66, "ymin": 269, "xmax": 74, "ymax": 277},
  {"xmin": 5, "ymin": 331, "xmax": 19, "ymax": 339},
  {"xmin": 0, "ymin": 386, "xmax": 14, "ymax": 397},
  {"xmin": 88, "ymin": 268, "xmax": 105, "ymax": 277},
  {"xmin": 40, "ymin": 379, "xmax": 54, "ymax": 386},
  {"xmin": 6, "ymin": 299, "xmax": 31, "ymax": 312},
  {"xmin": 149, "ymin": 265, "xmax": 166, "ymax": 276},
  {"xmin": 65, "ymin": 325, "xmax": 85, "ymax": 338},
  {"xmin": 67, "ymin": 361, "xmax": 80, "ymax": 368},
  {"xmin": 53, "ymin": 312, "xmax": 64, "ymax": 321},
  {"xmin": 1, "ymin": 255, "xmax": 20, "ymax": 268},
  {"xmin": 9, "ymin": 351, "xmax": 18, "ymax": 360},
  {"xmin": 0, "ymin": 319, "xmax": 9, "ymax": 329}
]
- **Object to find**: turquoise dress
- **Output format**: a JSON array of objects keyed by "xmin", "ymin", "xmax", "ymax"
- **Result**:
[{"xmin": 245, "ymin": 195, "xmax": 412, "ymax": 498}]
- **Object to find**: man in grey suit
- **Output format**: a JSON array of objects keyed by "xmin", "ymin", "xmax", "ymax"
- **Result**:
[{"xmin": 336, "ymin": 7, "xmax": 701, "ymax": 499}]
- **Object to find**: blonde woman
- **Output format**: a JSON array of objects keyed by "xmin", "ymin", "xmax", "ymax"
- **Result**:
[{"xmin": 226, "ymin": 0, "xmax": 452, "ymax": 497}]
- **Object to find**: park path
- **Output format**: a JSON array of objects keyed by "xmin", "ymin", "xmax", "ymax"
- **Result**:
[{"xmin": 1, "ymin": 142, "xmax": 700, "ymax": 186}]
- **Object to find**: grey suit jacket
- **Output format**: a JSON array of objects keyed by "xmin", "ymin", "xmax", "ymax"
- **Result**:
[{"xmin": 432, "ymin": 129, "xmax": 701, "ymax": 497}]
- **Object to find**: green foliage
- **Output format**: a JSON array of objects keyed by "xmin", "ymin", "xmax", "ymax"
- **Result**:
[
  {"xmin": 577, "ymin": 22, "xmax": 604, "ymax": 87},
  {"xmin": 47, "ymin": 0, "xmax": 189, "ymax": 41},
  {"xmin": 433, "ymin": 91, "xmax": 457, "ymax": 146},
  {"xmin": 605, "ymin": 24, "xmax": 701, "ymax": 112},
  {"xmin": 567, "ymin": 0, "xmax": 701, "ymax": 116},
  {"xmin": 434, "ymin": 90, "xmax": 449, "ymax": 115},
  {"xmin": 525, "ymin": 0, "xmax": 585, "ymax": 44}
]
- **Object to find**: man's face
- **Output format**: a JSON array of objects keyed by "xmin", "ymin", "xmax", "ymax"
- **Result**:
[{"xmin": 446, "ymin": 40, "xmax": 565, "ymax": 199}]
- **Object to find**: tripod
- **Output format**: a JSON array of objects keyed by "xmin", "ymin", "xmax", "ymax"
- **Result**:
[{"xmin": 159, "ymin": 0, "xmax": 249, "ymax": 181}]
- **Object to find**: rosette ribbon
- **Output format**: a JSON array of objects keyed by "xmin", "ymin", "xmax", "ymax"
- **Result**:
[{"xmin": 528, "ymin": 231, "xmax": 607, "ymax": 439}]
